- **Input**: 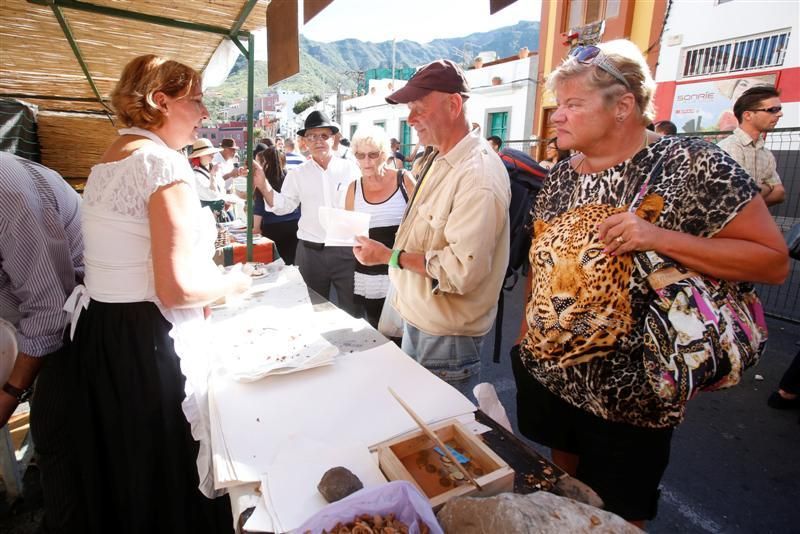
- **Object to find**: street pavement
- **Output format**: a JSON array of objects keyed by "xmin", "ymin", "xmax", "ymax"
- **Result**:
[{"xmin": 483, "ymin": 279, "xmax": 799, "ymax": 534}]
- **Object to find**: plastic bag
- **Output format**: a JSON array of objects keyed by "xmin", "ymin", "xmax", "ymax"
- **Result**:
[
  {"xmin": 296, "ymin": 481, "xmax": 443, "ymax": 534},
  {"xmin": 378, "ymin": 282, "xmax": 404, "ymax": 339}
]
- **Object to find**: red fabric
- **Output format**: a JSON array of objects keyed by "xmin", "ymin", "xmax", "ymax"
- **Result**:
[{"xmin": 231, "ymin": 239, "xmax": 275, "ymax": 265}]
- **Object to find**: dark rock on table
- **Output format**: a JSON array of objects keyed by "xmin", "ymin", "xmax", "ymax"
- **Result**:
[{"xmin": 317, "ymin": 466, "xmax": 364, "ymax": 503}]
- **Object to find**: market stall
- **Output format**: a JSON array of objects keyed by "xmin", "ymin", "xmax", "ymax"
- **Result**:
[{"xmin": 197, "ymin": 263, "xmax": 584, "ymax": 533}]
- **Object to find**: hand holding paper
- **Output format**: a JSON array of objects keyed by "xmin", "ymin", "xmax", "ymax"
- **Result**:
[{"xmin": 353, "ymin": 235, "xmax": 391, "ymax": 266}]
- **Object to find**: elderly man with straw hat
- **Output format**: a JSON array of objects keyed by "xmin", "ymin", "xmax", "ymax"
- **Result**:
[{"xmin": 213, "ymin": 137, "xmax": 247, "ymax": 191}]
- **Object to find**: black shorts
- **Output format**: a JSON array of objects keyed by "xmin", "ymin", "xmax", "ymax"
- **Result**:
[{"xmin": 511, "ymin": 346, "xmax": 674, "ymax": 521}]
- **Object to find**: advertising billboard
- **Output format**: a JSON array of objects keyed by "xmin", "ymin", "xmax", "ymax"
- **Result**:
[{"xmin": 670, "ymin": 74, "xmax": 777, "ymax": 133}]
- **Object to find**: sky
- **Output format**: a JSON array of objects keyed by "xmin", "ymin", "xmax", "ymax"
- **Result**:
[{"xmin": 301, "ymin": 0, "xmax": 542, "ymax": 44}]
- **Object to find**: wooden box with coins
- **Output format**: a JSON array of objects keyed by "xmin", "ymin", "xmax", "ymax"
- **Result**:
[{"xmin": 377, "ymin": 420, "xmax": 514, "ymax": 509}]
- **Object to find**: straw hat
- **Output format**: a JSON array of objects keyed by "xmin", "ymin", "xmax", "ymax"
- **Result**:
[{"xmin": 191, "ymin": 138, "xmax": 222, "ymax": 158}]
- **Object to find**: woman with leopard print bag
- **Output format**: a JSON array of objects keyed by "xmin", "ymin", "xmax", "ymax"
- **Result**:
[{"xmin": 511, "ymin": 39, "xmax": 789, "ymax": 528}]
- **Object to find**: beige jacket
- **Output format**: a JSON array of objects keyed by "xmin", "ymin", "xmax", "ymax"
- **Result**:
[{"xmin": 390, "ymin": 131, "xmax": 511, "ymax": 337}]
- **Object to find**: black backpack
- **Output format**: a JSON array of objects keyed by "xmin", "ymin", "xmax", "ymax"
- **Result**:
[{"xmin": 493, "ymin": 148, "xmax": 547, "ymax": 363}]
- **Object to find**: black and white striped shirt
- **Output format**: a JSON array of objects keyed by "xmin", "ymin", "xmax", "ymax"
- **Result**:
[{"xmin": 0, "ymin": 153, "xmax": 84, "ymax": 357}]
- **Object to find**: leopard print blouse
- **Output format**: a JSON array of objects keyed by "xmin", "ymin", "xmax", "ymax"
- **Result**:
[{"xmin": 519, "ymin": 135, "xmax": 760, "ymax": 428}]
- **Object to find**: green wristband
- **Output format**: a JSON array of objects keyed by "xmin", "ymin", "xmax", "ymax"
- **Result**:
[{"xmin": 388, "ymin": 248, "xmax": 402, "ymax": 269}]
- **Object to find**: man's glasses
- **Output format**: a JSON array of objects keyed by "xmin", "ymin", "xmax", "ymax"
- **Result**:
[
  {"xmin": 568, "ymin": 46, "xmax": 631, "ymax": 91},
  {"xmin": 354, "ymin": 151, "xmax": 381, "ymax": 160},
  {"xmin": 305, "ymin": 133, "xmax": 330, "ymax": 142},
  {"xmin": 750, "ymin": 106, "xmax": 782, "ymax": 114}
]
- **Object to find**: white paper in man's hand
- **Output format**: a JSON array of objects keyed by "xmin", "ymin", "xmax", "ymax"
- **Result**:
[{"xmin": 319, "ymin": 206, "xmax": 371, "ymax": 246}]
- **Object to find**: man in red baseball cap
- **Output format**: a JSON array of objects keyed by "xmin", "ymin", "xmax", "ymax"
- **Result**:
[
  {"xmin": 385, "ymin": 59, "xmax": 470, "ymax": 105},
  {"xmin": 354, "ymin": 58, "xmax": 511, "ymax": 400}
]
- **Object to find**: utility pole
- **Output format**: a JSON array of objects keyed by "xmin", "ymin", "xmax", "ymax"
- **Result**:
[
  {"xmin": 335, "ymin": 84, "xmax": 342, "ymax": 125},
  {"xmin": 392, "ymin": 37, "xmax": 397, "ymax": 87}
]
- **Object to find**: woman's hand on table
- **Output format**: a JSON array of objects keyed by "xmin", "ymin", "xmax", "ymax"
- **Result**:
[
  {"xmin": 598, "ymin": 212, "xmax": 664, "ymax": 256},
  {"xmin": 227, "ymin": 269, "xmax": 252, "ymax": 295},
  {"xmin": 353, "ymin": 236, "xmax": 391, "ymax": 266}
]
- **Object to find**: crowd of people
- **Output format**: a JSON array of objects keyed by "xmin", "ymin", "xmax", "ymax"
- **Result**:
[{"xmin": 0, "ymin": 39, "xmax": 792, "ymax": 533}]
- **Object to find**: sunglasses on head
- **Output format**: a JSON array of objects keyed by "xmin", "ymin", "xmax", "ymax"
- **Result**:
[
  {"xmin": 568, "ymin": 45, "xmax": 632, "ymax": 90},
  {"xmin": 354, "ymin": 151, "xmax": 381, "ymax": 160},
  {"xmin": 750, "ymin": 106, "xmax": 782, "ymax": 114}
]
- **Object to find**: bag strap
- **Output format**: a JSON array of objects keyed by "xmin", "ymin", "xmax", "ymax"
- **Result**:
[
  {"xmin": 647, "ymin": 266, "xmax": 700, "ymax": 290},
  {"xmin": 628, "ymin": 151, "xmax": 666, "ymax": 213},
  {"xmin": 629, "ymin": 148, "xmax": 671, "ymax": 277},
  {"xmin": 397, "ymin": 168, "xmax": 409, "ymax": 203},
  {"xmin": 493, "ymin": 290, "xmax": 504, "ymax": 364}
]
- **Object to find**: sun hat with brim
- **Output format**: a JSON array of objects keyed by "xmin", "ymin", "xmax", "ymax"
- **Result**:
[
  {"xmin": 191, "ymin": 138, "xmax": 222, "ymax": 158},
  {"xmin": 298, "ymin": 110, "xmax": 339, "ymax": 137},
  {"xmin": 386, "ymin": 59, "xmax": 470, "ymax": 105}
]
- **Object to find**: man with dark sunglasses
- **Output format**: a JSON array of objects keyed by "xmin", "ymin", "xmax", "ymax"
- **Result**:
[{"xmin": 719, "ymin": 85, "xmax": 785, "ymax": 206}]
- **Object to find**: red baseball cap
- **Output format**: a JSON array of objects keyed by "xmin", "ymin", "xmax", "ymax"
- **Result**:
[{"xmin": 386, "ymin": 59, "xmax": 470, "ymax": 104}]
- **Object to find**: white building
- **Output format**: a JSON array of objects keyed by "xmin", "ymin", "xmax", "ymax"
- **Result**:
[
  {"xmin": 339, "ymin": 55, "xmax": 539, "ymax": 151},
  {"xmin": 653, "ymin": 0, "xmax": 798, "ymax": 132},
  {"xmin": 274, "ymin": 89, "xmax": 305, "ymax": 139}
]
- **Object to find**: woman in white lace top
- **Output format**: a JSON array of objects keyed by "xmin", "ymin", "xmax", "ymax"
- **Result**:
[{"xmin": 65, "ymin": 55, "xmax": 249, "ymax": 533}]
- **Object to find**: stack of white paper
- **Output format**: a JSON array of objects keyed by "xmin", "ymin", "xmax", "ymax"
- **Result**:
[
  {"xmin": 205, "ymin": 266, "xmax": 477, "ymax": 530},
  {"xmin": 251, "ymin": 439, "xmax": 387, "ymax": 533},
  {"xmin": 208, "ymin": 342, "xmax": 476, "ymax": 489},
  {"xmin": 210, "ymin": 267, "xmax": 338, "ymax": 381}
]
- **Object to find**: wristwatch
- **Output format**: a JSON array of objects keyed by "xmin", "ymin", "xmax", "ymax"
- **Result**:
[{"xmin": 2, "ymin": 382, "xmax": 33, "ymax": 403}]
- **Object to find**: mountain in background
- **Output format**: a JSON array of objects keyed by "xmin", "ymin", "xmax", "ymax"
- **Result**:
[{"xmin": 212, "ymin": 21, "xmax": 539, "ymax": 104}]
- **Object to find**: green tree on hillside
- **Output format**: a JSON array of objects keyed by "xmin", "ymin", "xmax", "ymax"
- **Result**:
[{"xmin": 293, "ymin": 95, "xmax": 321, "ymax": 115}]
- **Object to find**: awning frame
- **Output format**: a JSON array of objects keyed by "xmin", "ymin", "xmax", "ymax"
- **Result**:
[{"xmin": 24, "ymin": 0, "xmax": 260, "ymax": 260}]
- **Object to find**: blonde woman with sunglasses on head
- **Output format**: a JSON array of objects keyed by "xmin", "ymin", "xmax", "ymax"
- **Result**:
[
  {"xmin": 345, "ymin": 126, "xmax": 416, "ymax": 328},
  {"xmin": 512, "ymin": 39, "xmax": 788, "ymax": 528}
]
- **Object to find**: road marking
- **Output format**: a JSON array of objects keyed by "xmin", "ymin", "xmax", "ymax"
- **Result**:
[{"xmin": 660, "ymin": 486, "xmax": 724, "ymax": 533}]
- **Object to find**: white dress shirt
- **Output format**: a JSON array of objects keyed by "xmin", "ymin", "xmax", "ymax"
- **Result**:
[
  {"xmin": 213, "ymin": 152, "xmax": 237, "ymax": 189},
  {"xmin": 265, "ymin": 156, "xmax": 360, "ymax": 243}
]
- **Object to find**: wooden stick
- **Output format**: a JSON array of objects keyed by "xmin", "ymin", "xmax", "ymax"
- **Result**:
[{"xmin": 388, "ymin": 387, "xmax": 482, "ymax": 491}]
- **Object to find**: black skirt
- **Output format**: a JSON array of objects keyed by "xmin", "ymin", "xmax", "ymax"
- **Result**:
[{"xmin": 69, "ymin": 300, "xmax": 232, "ymax": 534}]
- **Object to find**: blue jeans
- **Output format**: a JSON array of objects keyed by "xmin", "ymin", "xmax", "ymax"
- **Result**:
[{"xmin": 401, "ymin": 322, "xmax": 485, "ymax": 401}]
